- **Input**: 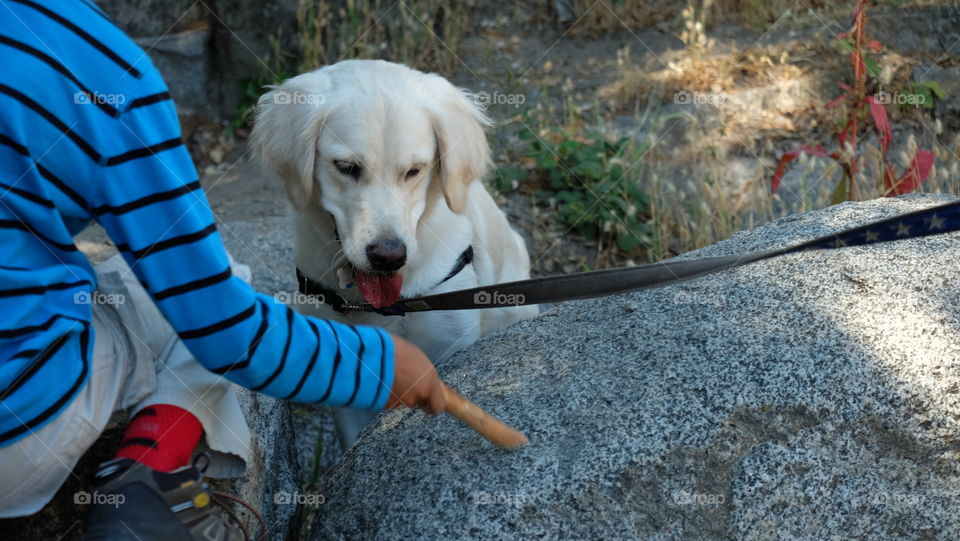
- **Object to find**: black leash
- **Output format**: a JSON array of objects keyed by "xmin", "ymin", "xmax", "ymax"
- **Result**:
[
  {"xmin": 299, "ymin": 200, "xmax": 960, "ymax": 316},
  {"xmin": 298, "ymin": 245, "xmax": 474, "ymax": 316}
]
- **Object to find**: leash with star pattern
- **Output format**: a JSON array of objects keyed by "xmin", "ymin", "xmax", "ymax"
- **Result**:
[{"xmin": 336, "ymin": 199, "xmax": 960, "ymax": 316}]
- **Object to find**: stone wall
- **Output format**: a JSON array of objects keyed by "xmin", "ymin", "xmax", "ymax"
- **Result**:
[{"xmin": 96, "ymin": 0, "xmax": 301, "ymax": 131}]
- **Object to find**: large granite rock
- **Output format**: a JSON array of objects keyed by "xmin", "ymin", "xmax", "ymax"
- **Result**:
[{"xmin": 311, "ymin": 194, "xmax": 960, "ymax": 540}]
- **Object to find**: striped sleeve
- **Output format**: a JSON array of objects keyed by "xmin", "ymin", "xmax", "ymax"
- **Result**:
[{"xmin": 87, "ymin": 87, "xmax": 394, "ymax": 410}]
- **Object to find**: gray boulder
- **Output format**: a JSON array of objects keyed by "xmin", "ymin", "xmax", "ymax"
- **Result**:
[
  {"xmin": 311, "ymin": 194, "xmax": 960, "ymax": 540},
  {"xmin": 218, "ymin": 388, "xmax": 300, "ymax": 541}
]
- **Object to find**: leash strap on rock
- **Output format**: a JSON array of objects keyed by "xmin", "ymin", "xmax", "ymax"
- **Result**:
[{"xmin": 351, "ymin": 200, "xmax": 960, "ymax": 315}]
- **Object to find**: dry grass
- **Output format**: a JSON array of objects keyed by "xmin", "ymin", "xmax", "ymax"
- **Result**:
[
  {"xmin": 297, "ymin": 0, "xmax": 468, "ymax": 73},
  {"xmin": 567, "ymin": 0, "xmax": 857, "ymax": 36},
  {"xmin": 612, "ymin": 45, "xmax": 810, "ymax": 101},
  {"xmin": 640, "ymin": 119, "xmax": 960, "ymax": 260}
]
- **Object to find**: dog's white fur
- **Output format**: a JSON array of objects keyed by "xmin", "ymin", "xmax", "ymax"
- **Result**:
[{"xmin": 251, "ymin": 60, "xmax": 537, "ymax": 364}]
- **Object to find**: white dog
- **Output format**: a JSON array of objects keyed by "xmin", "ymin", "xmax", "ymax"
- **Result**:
[{"xmin": 251, "ymin": 60, "xmax": 538, "ymax": 448}]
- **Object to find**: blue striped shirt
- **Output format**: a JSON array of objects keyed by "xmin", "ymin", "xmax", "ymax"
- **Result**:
[{"xmin": 0, "ymin": 0, "xmax": 394, "ymax": 446}]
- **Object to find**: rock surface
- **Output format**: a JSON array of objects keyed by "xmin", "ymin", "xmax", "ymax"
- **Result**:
[
  {"xmin": 220, "ymin": 388, "xmax": 301, "ymax": 541},
  {"xmin": 310, "ymin": 194, "xmax": 960, "ymax": 540}
]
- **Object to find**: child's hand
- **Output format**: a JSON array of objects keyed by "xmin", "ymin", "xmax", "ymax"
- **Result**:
[{"xmin": 386, "ymin": 335, "xmax": 447, "ymax": 414}]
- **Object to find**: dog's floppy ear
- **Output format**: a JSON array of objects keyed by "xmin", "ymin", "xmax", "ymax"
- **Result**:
[
  {"xmin": 422, "ymin": 74, "xmax": 493, "ymax": 214},
  {"xmin": 250, "ymin": 72, "xmax": 332, "ymax": 211}
]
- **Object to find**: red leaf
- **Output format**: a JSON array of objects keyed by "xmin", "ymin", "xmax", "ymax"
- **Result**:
[
  {"xmin": 866, "ymin": 96, "xmax": 892, "ymax": 156},
  {"xmin": 838, "ymin": 120, "xmax": 852, "ymax": 150},
  {"xmin": 800, "ymin": 144, "xmax": 830, "ymax": 158},
  {"xmin": 826, "ymin": 94, "xmax": 848, "ymax": 109},
  {"xmin": 772, "ymin": 145, "xmax": 830, "ymax": 193},
  {"xmin": 838, "ymin": 82, "xmax": 854, "ymax": 93},
  {"xmin": 772, "ymin": 154, "xmax": 798, "ymax": 193},
  {"xmin": 889, "ymin": 151, "xmax": 934, "ymax": 196},
  {"xmin": 864, "ymin": 39, "xmax": 882, "ymax": 52}
]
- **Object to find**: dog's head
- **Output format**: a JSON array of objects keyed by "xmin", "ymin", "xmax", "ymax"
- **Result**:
[{"xmin": 251, "ymin": 60, "xmax": 490, "ymax": 296}]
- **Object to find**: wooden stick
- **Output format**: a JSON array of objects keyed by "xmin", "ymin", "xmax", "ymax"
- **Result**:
[{"xmin": 441, "ymin": 383, "xmax": 529, "ymax": 449}]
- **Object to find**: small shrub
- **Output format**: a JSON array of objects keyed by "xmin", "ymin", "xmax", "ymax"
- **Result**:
[
  {"xmin": 772, "ymin": 0, "xmax": 935, "ymax": 201},
  {"xmin": 498, "ymin": 127, "xmax": 655, "ymax": 254},
  {"xmin": 226, "ymin": 36, "xmax": 294, "ymax": 137}
]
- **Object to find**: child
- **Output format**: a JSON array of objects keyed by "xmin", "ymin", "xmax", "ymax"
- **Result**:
[{"xmin": 0, "ymin": 1, "xmax": 445, "ymax": 538}]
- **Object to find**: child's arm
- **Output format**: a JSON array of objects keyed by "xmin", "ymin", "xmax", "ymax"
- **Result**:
[{"xmin": 91, "ymin": 76, "xmax": 444, "ymax": 411}]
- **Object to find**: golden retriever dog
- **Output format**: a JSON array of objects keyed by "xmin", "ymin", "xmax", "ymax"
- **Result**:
[{"xmin": 251, "ymin": 60, "xmax": 538, "ymax": 448}]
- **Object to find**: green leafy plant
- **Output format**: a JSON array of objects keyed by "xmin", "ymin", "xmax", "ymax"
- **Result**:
[
  {"xmin": 226, "ymin": 36, "xmax": 294, "ymax": 137},
  {"xmin": 901, "ymin": 81, "xmax": 945, "ymax": 111},
  {"xmin": 503, "ymin": 127, "xmax": 654, "ymax": 253}
]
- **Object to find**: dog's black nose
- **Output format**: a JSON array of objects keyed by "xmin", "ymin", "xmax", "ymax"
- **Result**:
[{"xmin": 366, "ymin": 239, "xmax": 407, "ymax": 272}]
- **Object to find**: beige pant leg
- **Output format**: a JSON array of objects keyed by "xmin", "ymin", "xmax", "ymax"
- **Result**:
[
  {"xmin": 0, "ymin": 292, "xmax": 138, "ymax": 517},
  {"xmin": 94, "ymin": 254, "xmax": 251, "ymax": 478}
]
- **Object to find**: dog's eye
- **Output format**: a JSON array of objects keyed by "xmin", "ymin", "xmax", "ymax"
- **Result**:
[
  {"xmin": 333, "ymin": 160, "xmax": 362, "ymax": 180},
  {"xmin": 405, "ymin": 166, "xmax": 422, "ymax": 179}
]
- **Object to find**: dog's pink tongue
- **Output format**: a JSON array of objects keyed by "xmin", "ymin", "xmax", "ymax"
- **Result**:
[{"xmin": 353, "ymin": 270, "xmax": 403, "ymax": 309}]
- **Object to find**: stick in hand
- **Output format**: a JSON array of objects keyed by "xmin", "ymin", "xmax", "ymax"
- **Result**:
[{"xmin": 440, "ymin": 383, "xmax": 529, "ymax": 449}]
